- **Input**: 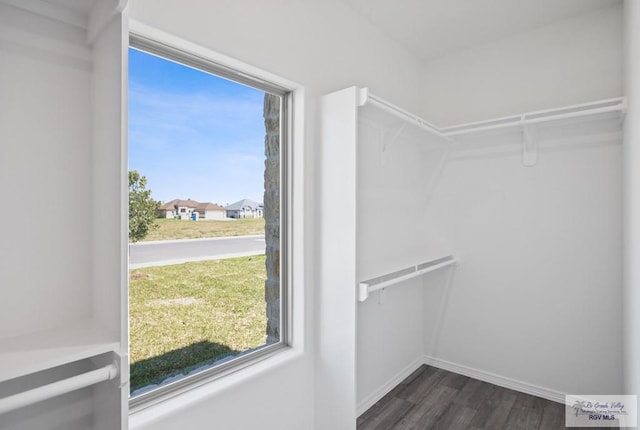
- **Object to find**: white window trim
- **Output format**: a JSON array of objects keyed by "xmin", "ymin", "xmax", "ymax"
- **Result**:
[{"xmin": 127, "ymin": 20, "xmax": 306, "ymax": 414}]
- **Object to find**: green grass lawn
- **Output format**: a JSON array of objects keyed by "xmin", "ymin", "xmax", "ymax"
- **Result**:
[
  {"xmin": 129, "ymin": 255, "xmax": 267, "ymax": 392},
  {"xmin": 139, "ymin": 218, "xmax": 265, "ymax": 242}
]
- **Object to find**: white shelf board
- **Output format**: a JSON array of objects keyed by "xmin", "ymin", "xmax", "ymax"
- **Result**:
[
  {"xmin": 358, "ymin": 89, "xmax": 455, "ymax": 146},
  {"xmin": 358, "ymin": 255, "xmax": 458, "ymax": 302},
  {"xmin": 0, "ymin": 320, "xmax": 119, "ymax": 383}
]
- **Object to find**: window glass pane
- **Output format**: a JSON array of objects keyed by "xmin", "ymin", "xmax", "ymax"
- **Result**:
[{"xmin": 128, "ymin": 47, "xmax": 282, "ymax": 396}]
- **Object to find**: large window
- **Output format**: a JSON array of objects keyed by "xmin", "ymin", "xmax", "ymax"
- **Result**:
[{"xmin": 127, "ymin": 35, "xmax": 288, "ymax": 405}]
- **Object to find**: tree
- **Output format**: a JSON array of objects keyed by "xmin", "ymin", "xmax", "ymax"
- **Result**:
[{"xmin": 129, "ymin": 170, "xmax": 160, "ymax": 242}]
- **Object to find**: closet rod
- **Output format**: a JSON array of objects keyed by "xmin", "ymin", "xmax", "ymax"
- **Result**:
[
  {"xmin": 0, "ymin": 363, "xmax": 119, "ymax": 414},
  {"xmin": 360, "ymin": 90, "xmax": 456, "ymax": 143},
  {"xmin": 359, "ymin": 255, "xmax": 457, "ymax": 302},
  {"xmin": 442, "ymin": 97, "xmax": 625, "ymax": 137}
]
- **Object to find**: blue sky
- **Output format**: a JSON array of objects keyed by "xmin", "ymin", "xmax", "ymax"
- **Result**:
[{"xmin": 128, "ymin": 48, "xmax": 266, "ymax": 206}]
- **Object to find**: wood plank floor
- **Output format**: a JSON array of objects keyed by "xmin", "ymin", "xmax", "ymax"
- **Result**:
[{"xmin": 357, "ymin": 365, "xmax": 618, "ymax": 430}]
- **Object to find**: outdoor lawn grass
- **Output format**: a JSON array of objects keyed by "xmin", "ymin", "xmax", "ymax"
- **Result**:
[
  {"xmin": 129, "ymin": 255, "xmax": 267, "ymax": 392},
  {"xmin": 140, "ymin": 218, "xmax": 265, "ymax": 242}
]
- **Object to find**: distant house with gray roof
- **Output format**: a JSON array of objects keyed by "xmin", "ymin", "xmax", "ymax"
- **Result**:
[{"xmin": 225, "ymin": 199, "xmax": 263, "ymax": 219}]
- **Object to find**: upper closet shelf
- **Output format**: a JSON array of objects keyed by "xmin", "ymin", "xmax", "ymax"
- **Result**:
[
  {"xmin": 355, "ymin": 89, "xmax": 624, "ymax": 166},
  {"xmin": 356, "ymin": 88, "xmax": 624, "ymax": 150},
  {"xmin": 358, "ymin": 88, "xmax": 456, "ymax": 145},
  {"xmin": 441, "ymin": 97, "xmax": 626, "ymax": 137}
]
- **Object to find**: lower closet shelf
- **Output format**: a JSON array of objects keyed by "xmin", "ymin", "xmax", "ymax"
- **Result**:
[
  {"xmin": 358, "ymin": 255, "xmax": 458, "ymax": 302},
  {"xmin": 0, "ymin": 321, "xmax": 120, "ymax": 383}
]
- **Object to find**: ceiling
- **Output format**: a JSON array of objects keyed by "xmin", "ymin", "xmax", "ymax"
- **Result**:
[{"xmin": 339, "ymin": 0, "xmax": 621, "ymax": 62}]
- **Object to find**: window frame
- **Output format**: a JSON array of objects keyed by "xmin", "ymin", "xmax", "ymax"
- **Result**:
[{"xmin": 128, "ymin": 33, "xmax": 291, "ymax": 411}]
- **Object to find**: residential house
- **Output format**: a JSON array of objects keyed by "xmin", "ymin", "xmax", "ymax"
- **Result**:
[
  {"xmin": 195, "ymin": 202, "xmax": 226, "ymax": 220},
  {"xmin": 159, "ymin": 199, "xmax": 226, "ymax": 220},
  {"xmin": 225, "ymin": 199, "xmax": 263, "ymax": 219},
  {"xmin": 157, "ymin": 199, "xmax": 197, "ymax": 219}
]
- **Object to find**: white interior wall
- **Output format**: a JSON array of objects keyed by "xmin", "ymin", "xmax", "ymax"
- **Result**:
[
  {"xmin": 1, "ymin": 2, "xmax": 127, "ymax": 428},
  {"xmin": 419, "ymin": 4, "xmax": 623, "ymax": 126},
  {"xmin": 411, "ymin": 2, "xmax": 625, "ymax": 398},
  {"xmin": 128, "ymin": 0, "xmax": 425, "ymax": 114},
  {"xmin": 127, "ymin": 1, "xmax": 426, "ymax": 429},
  {"xmin": 423, "ymin": 124, "xmax": 623, "ymax": 396},
  {"xmin": 623, "ymin": 0, "xmax": 640, "ymax": 413},
  {"xmin": 0, "ymin": 3, "xmax": 93, "ymax": 340},
  {"xmin": 355, "ymin": 4, "xmax": 625, "ymax": 408},
  {"xmin": 355, "ymin": 112, "xmax": 624, "ymax": 410},
  {"xmin": 356, "ymin": 106, "xmax": 452, "ymax": 411}
]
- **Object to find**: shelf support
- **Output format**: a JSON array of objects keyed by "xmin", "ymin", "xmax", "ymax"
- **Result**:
[{"xmin": 522, "ymin": 123, "xmax": 538, "ymax": 167}]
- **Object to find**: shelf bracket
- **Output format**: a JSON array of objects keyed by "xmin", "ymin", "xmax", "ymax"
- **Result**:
[
  {"xmin": 522, "ymin": 122, "xmax": 537, "ymax": 167},
  {"xmin": 382, "ymin": 122, "xmax": 407, "ymax": 162}
]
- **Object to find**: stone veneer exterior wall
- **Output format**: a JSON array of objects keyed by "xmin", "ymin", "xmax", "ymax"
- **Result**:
[{"xmin": 264, "ymin": 94, "xmax": 280, "ymax": 344}]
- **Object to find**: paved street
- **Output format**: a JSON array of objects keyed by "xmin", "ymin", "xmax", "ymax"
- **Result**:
[{"xmin": 129, "ymin": 235, "xmax": 266, "ymax": 268}]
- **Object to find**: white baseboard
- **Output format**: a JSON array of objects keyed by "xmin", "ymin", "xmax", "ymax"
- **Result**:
[
  {"xmin": 356, "ymin": 357, "xmax": 424, "ymax": 416},
  {"xmin": 357, "ymin": 355, "xmax": 567, "ymax": 417},
  {"xmin": 423, "ymin": 355, "xmax": 566, "ymax": 404}
]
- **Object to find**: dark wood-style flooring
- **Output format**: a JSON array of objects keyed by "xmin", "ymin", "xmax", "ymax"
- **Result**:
[{"xmin": 357, "ymin": 365, "xmax": 617, "ymax": 430}]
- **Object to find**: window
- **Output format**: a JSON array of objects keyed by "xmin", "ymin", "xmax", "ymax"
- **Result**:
[{"xmin": 128, "ymin": 35, "xmax": 289, "ymax": 406}]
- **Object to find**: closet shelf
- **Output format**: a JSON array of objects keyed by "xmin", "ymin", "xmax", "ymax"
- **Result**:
[
  {"xmin": 441, "ymin": 97, "xmax": 625, "ymax": 137},
  {"xmin": 358, "ymin": 88, "xmax": 456, "ymax": 144},
  {"xmin": 358, "ymin": 255, "xmax": 458, "ymax": 302},
  {"xmin": 0, "ymin": 321, "xmax": 119, "ymax": 383},
  {"xmin": 356, "ymin": 88, "xmax": 625, "ymax": 142}
]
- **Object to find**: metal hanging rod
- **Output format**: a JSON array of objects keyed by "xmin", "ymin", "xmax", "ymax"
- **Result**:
[
  {"xmin": 358, "ymin": 255, "xmax": 458, "ymax": 302},
  {"xmin": 0, "ymin": 363, "xmax": 119, "ymax": 415}
]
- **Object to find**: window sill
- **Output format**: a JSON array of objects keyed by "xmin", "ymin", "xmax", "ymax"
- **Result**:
[{"xmin": 128, "ymin": 346, "xmax": 301, "ymax": 427}]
